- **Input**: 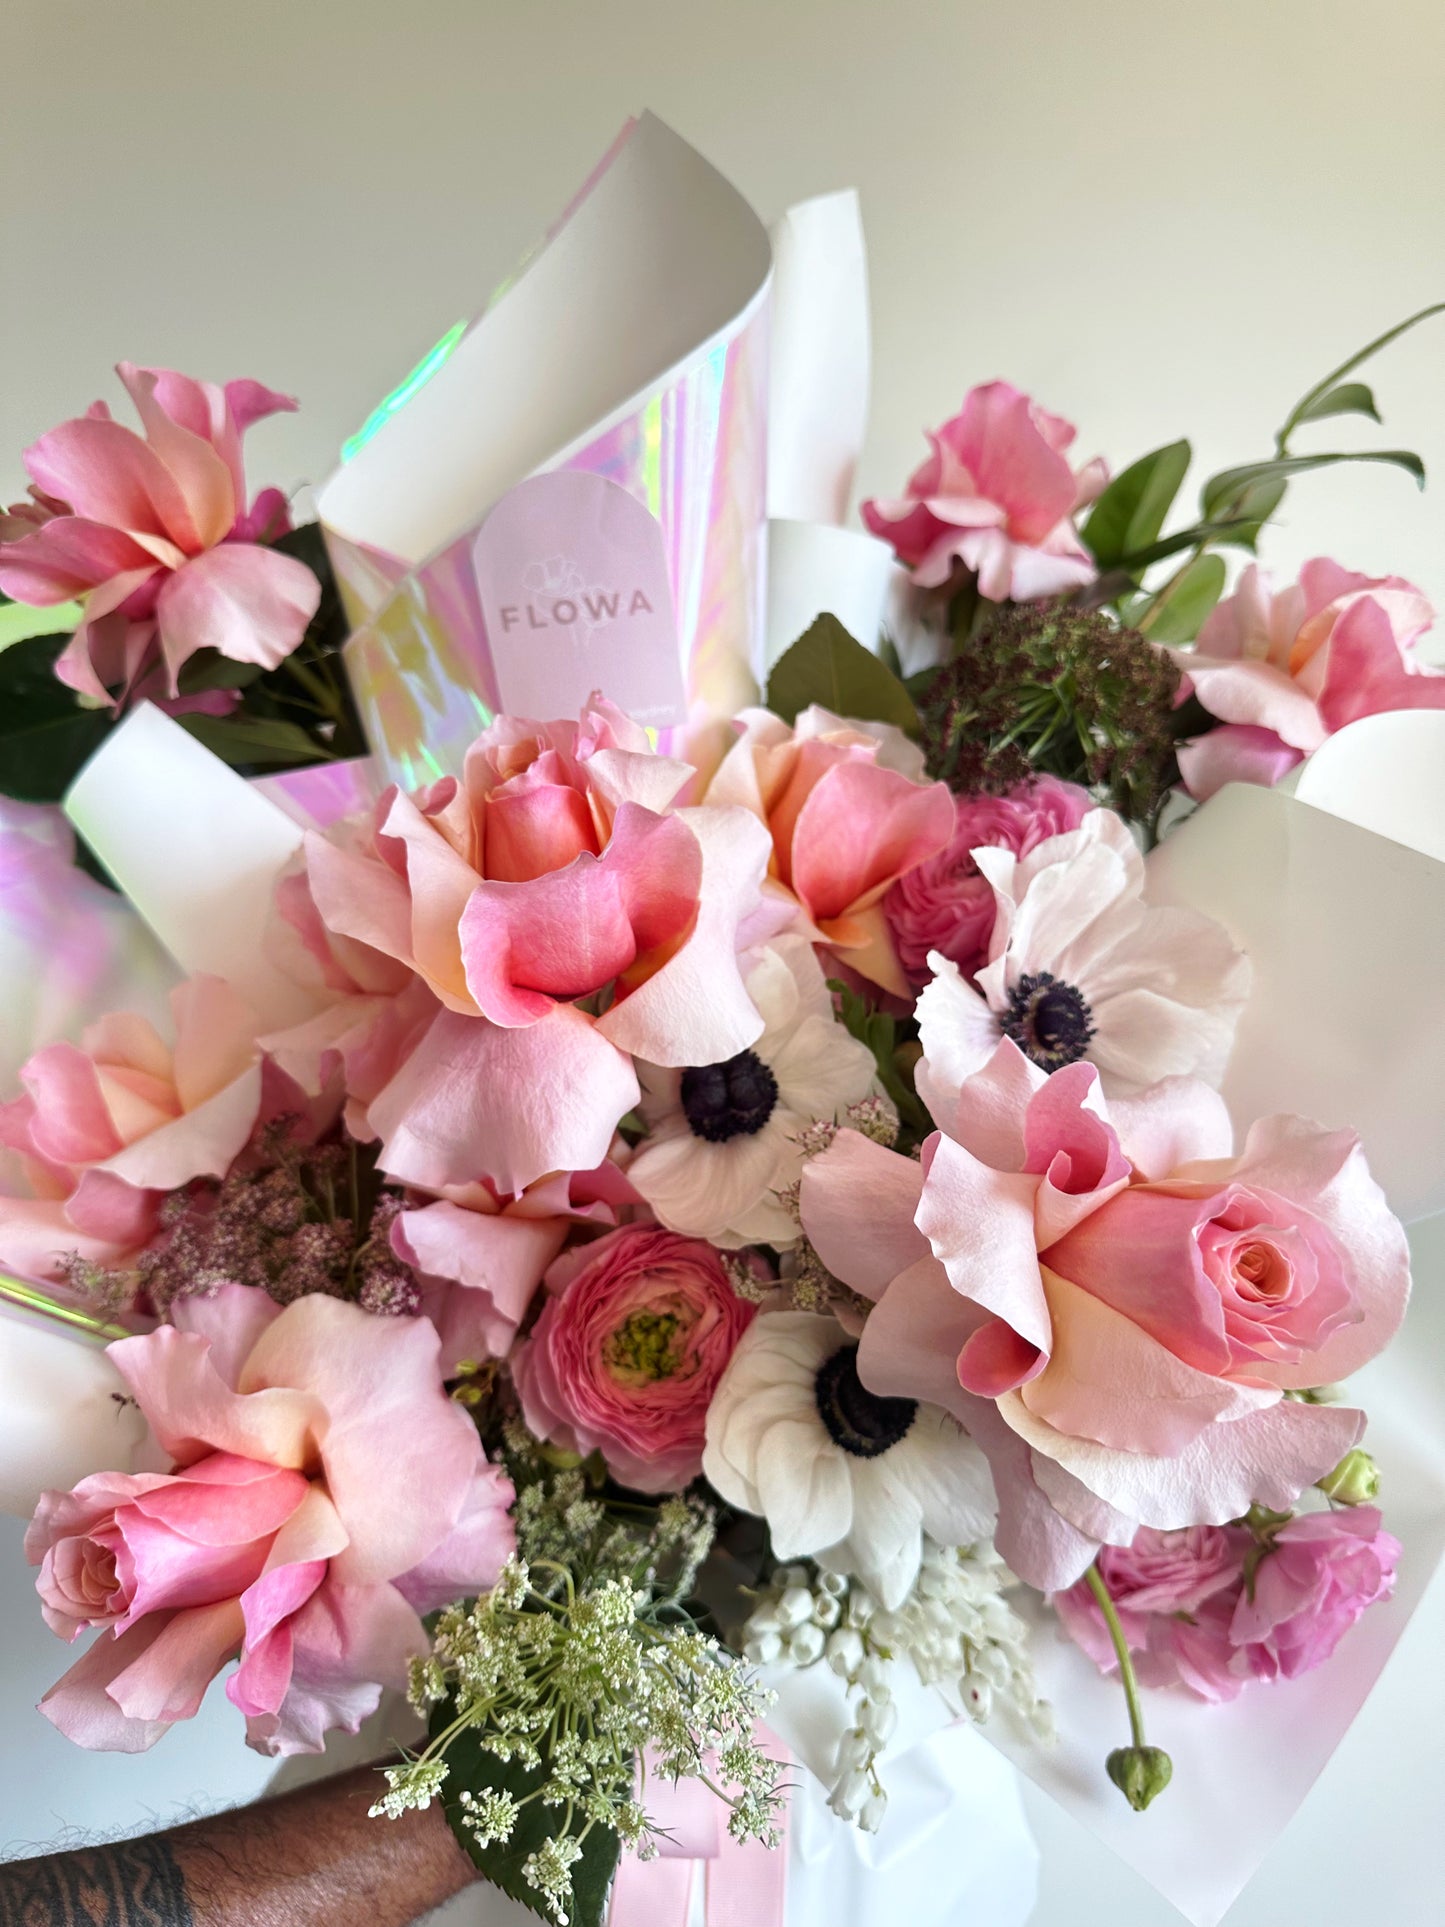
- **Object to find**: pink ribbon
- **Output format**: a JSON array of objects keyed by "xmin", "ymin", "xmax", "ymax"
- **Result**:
[{"xmin": 607, "ymin": 1727, "xmax": 790, "ymax": 1927}]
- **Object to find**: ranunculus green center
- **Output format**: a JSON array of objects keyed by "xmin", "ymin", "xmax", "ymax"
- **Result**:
[{"xmin": 605, "ymin": 1309, "xmax": 691, "ymax": 1386}]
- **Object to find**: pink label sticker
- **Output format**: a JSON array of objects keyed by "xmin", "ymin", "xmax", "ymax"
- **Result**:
[{"xmin": 472, "ymin": 471, "xmax": 688, "ymax": 725}]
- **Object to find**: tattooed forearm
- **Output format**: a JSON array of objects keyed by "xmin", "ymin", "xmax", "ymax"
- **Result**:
[
  {"xmin": 0, "ymin": 1833, "xmax": 192, "ymax": 1926},
  {"xmin": 0, "ymin": 1765, "xmax": 475, "ymax": 1927}
]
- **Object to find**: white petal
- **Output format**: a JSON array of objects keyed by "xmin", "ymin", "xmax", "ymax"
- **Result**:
[
  {"xmin": 627, "ymin": 1118, "xmax": 784, "ymax": 1241},
  {"xmin": 829, "ymin": 1458, "xmax": 925, "ymax": 1609},
  {"xmin": 889, "ymin": 1406, "xmax": 998, "ymax": 1548},
  {"xmin": 769, "ymin": 1014, "xmax": 875, "ymax": 1121}
]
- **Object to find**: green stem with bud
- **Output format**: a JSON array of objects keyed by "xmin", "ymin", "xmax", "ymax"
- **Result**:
[{"xmin": 1085, "ymin": 1562, "xmax": 1148, "ymax": 1752}]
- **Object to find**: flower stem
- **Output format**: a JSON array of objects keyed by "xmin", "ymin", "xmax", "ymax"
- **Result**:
[{"xmin": 1085, "ymin": 1561, "xmax": 1147, "ymax": 1751}]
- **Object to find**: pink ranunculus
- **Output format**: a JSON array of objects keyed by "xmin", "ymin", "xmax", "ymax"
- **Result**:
[
  {"xmin": 703, "ymin": 704, "xmax": 954, "ymax": 996},
  {"xmin": 1230, "ymin": 1506, "xmax": 1399, "ymax": 1680},
  {"xmin": 883, "ymin": 776, "xmax": 1093, "ymax": 986},
  {"xmin": 799, "ymin": 983, "xmax": 1410, "ymax": 1591},
  {"xmin": 861, "ymin": 381, "xmax": 1108, "ymax": 602},
  {"xmin": 511, "ymin": 1225, "xmax": 756, "ymax": 1492},
  {"xmin": 1051, "ymin": 1525, "xmax": 1254, "ymax": 1700},
  {"xmin": 393, "ymin": 1156, "xmax": 640, "ymax": 1371},
  {"xmin": 25, "ymin": 1285, "xmax": 514, "ymax": 1755},
  {"xmin": 292, "ymin": 698, "xmax": 771, "ymax": 1195},
  {"xmin": 0, "ymin": 976, "xmax": 263, "ymax": 1283},
  {"xmin": 1172, "ymin": 559, "xmax": 1443, "ymax": 801},
  {"xmin": 0, "ymin": 367, "xmax": 320, "ymax": 705}
]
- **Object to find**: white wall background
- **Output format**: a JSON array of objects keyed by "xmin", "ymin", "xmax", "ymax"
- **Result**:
[
  {"xmin": 2, "ymin": 4, "xmax": 1444, "ymax": 1924},
  {"xmin": 3, "ymin": 1, "xmax": 1444, "ymax": 610}
]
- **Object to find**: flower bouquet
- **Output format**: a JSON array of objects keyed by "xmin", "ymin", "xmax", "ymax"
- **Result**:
[{"xmin": 2, "ymin": 115, "xmax": 1443, "ymax": 1927}]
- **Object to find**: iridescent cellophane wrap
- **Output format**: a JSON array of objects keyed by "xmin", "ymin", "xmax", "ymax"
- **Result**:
[
  {"xmin": 319, "ymin": 113, "xmax": 773, "ymax": 789},
  {"xmin": 332, "ymin": 308, "xmax": 769, "ymax": 790}
]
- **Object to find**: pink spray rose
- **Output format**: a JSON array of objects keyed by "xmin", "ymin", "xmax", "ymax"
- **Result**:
[
  {"xmin": 511, "ymin": 1225, "xmax": 756, "ymax": 1492},
  {"xmin": 703, "ymin": 704, "xmax": 954, "ymax": 996},
  {"xmin": 861, "ymin": 381, "xmax": 1108, "ymax": 602},
  {"xmin": 883, "ymin": 775, "xmax": 1093, "ymax": 986},
  {"xmin": 1172, "ymin": 559, "xmax": 1443, "ymax": 800},
  {"xmin": 0, "ymin": 976, "xmax": 262, "ymax": 1283},
  {"xmin": 287, "ymin": 698, "xmax": 771, "ymax": 1195},
  {"xmin": 0, "ymin": 365, "xmax": 320, "ymax": 704},
  {"xmin": 1052, "ymin": 1526, "xmax": 1254, "ymax": 1701},
  {"xmin": 1231, "ymin": 1506, "xmax": 1399, "ymax": 1681},
  {"xmin": 26, "ymin": 1285, "xmax": 514, "ymax": 1755},
  {"xmin": 799, "ymin": 973, "xmax": 1410, "ymax": 1592},
  {"xmin": 1054, "ymin": 1508, "xmax": 1399, "ymax": 1699}
]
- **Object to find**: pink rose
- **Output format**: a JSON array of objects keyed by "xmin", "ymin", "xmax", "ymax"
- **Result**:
[
  {"xmin": 0, "ymin": 365, "xmax": 319, "ymax": 704},
  {"xmin": 26, "ymin": 1285, "xmax": 514, "ymax": 1755},
  {"xmin": 0, "ymin": 976, "xmax": 262, "ymax": 1283},
  {"xmin": 512, "ymin": 1225, "xmax": 756, "ymax": 1492},
  {"xmin": 799, "ymin": 989, "xmax": 1409, "ymax": 1591},
  {"xmin": 861, "ymin": 381, "xmax": 1108, "ymax": 602},
  {"xmin": 703, "ymin": 704, "xmax": 954, "ymax": 996},
  {"xmin": 1052, "ymin": 1526, "xmax": 1254, "ymax": 1701},
  {"xmin": 883, "ymin": 776, "xmax": 1093, "ymax": 986},
  {"xmin": 1231, "ymin": 1506, "xmax": 1399, "ymax": 1680},
  {"xmin": 1173, "ymin": 559, "xmax": 1443, "ymax": 801},
  {"xmin": 288, "ymin": 699, "xmax": 771, "ymax": 1195}
]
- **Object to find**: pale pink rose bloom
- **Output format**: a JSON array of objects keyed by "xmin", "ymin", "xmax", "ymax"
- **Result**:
[
  {"xmin": 861, "ymin": 381, "xmax": 1108, "ymax": 602},
  {"xmin": 1173, "ymin": 559, "xmax": 1443, "ymax": 801},
  {"xmin": 288, "ymin": 698, "xmax": 771, "ymax": 1195},
  {"xmin": 703, "ymin": 704, "xmax": 954, "ymax": 997},
  {"xmin": 884, "ymin": 776, "xmax": 1092, "ymax": 987},
  {"xmin": 1231, "ymin": 1505, "xmax": 1399, "ymax": 1680},
  {"xmin": 0, "ymin": 365, "xmax": 319, "ymax": 703},
  {"xmin": 799, "ymin": 995, "xmax": 1409, "ymax": 1590},
  {"xmin": 511, "ymin": 1225, "xmax": 755, "ymax": 1492},
  {"xmin": 1051, "ymin": 1525, "xmax": 1255, "ymax": 1701},
  {"xmin": 0, "ymin": 976, "xmax": 262, "ymax": 1282},
  {"xmin": 25, "ymin": 1286, "xmax": 514, "ymax": 1755},
  {"xmin": 924, "ymin": 808, "xmax": 1249, "ymax": 1094},
  {"xmin": 393, "ymin": 1156, "xmax": 640, "ymax": 1371}
]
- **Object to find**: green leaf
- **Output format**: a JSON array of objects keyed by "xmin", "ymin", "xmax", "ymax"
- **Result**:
[
  {"xmin": 1293, "ymin": 380, "xmax": 1381, "ymax": 428},
  {"xmin": 1137, "ymin": 554, "xmax": 1226, "ymax": 643},
  {"xmin": 1080, "ymin": 440, "xmax": 1191, "ymax": 568},
  {"xmin": 0, "ymin": 633, "xmax": 113, "ymax": 802},
  {"xmin": 176, "ymin": 649, "xmax": 265, "ymax": 695},
  {"xmin": 766, "ymin": 614, "xmax": 919, "ymax": 734},
  {"xmin": 178, "ymin": 714, "xmax": 323, "ymax": 767},
  {"xmin": 1201, "ymin": 449, "xmax": 1424, "ymax": 521},
  {"xmin": 434, "ymin": 1717, "xmax": 623, "ymax": 1927},
  {"xmin": 1278, "ymin": 301, "xmax": 1445, "ymax": 447}
]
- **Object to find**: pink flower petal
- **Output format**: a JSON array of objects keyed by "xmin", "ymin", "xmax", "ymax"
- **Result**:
[
  {"xmin": 370, "ymin": 1005, "xmax": 639, "ymax": 1196},
  {"xmin": 799, "ymin": 1128, "xmax": 928, "ymax": 1303},
  {"xmin": 24, "ymin": 415, "xmax": 200, "ymax": 551},
  {"xmin": 460, "ymin": 802, "xmax": 701, "ymax": 1027},
  {"xmin": 1176, "ymin": 723, "xmax": 1305, "ymax": 801},
  {"xmin": 155, "ymin": 542, "xmax": 320, "ymax": 690},
  {"xmin": 396, "ymin": 1200, "xmax": 566, "ymax": 1366},
  {"xmin": 790, "ymin": 763, "xmax": 954, "ymax": 929},
  {"xmin": 916, "ymin": 1131, "xmax": 1053, "ymax": 1360},
  {"xmin": 116, "ymin": 364, "xmax": 236, "ymax": 551},
  {"xmin": 237, "ymin": 1295, "xmax": 481, "ymax": 1586},
  {"xmin": 108, "ymin": 1321, "xmax": 323, "ymax": 1472},
  {"xmin": 595, "ymin": 804, "xmax": 772, "ymax": 1067},
  {"xmin": 393, "ymin": 1460, "xmax": 516, "ymax": 1615},
  {"xmin": 246, "ymin": 1576, "xmax": 426, "ymax": 1757},
  {"xmin": 0, "ymin": 516, "xmax": 158, "ymax": 603}
]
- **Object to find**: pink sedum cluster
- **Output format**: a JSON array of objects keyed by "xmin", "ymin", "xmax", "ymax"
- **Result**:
[
  {"xmin": 0, "ymin": 365, "xmax": 319, "ymax": 704},
  {"xmin": 1174, "ymin": 559, "xmax": 1444, "ymax": 800},
  {"xmin": 883, "ymin": 775, "xmax": 1093, "ymax": 986},
  {"xmin": 1053, "ymin": 1510, "xmax": 1400, "ymax": 1700},
  {"xmin": 26, "ymin": 1286, "xmax": 514, "ymax": 1755},
  {"xmin": 862, "ymin": 381, "xmax": 1107, "ymax": 603}
]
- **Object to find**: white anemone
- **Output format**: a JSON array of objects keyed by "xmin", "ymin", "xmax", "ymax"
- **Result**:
[
  {"xmin": 703, "ymin": 1312, "xmax": 996, "ymax": 1610},
  {"xmin": 920, "ymin": 806, "xmax": 1249, "ymax": 1095},
  {"xmin": 627, "ymin": 938, "xmax": 876, "ymax": 1248}
]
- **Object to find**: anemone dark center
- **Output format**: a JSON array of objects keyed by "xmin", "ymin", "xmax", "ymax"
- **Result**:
[
  {"xmin": 1000, "ymin": 970, "xmax": 1096, "ymax": 1072},
  {"xmin": 814, "ymin": 1344, "xmax": 917, "ymax": 1458},
  {"xmin": 680, "ymin": 1050, "xmax": 779, "ymax": 1143}
]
